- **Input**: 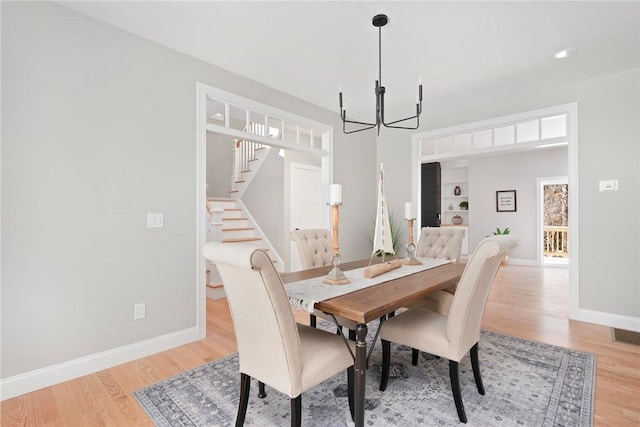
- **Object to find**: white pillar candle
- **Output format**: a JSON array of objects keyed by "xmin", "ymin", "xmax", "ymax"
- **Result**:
[
  {"xmin": 330, "ymin": 184, "xmax": 342, "ymax": 205},
  {"xmin": 405, "ymin": 202, "xmax": 413, "ymax": 220}
]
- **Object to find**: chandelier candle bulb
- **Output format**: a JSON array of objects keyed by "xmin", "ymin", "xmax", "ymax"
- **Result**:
[{"xmin": 330, "ymin": 184, "xmax": 342, "ymax": 205}]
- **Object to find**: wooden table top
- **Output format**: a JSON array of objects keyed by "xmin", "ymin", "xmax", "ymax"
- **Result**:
[{"xmin": 281, "ymin": 259, "xmax": 465, "ymax": 324}]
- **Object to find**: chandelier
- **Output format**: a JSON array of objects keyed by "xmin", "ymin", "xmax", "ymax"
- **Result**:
[{"xmin": 339, "ymin": 14, "xmax": 423, "ymax": 135}]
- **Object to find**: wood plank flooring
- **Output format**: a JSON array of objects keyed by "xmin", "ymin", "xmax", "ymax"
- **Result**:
[{"xmin": 2, "ymin": 265, "xmax": 639, "ymax": 426}]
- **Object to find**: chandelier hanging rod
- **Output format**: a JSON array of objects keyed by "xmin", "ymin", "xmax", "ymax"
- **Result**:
[{"xmin": 339, "ymin": 14, "xmax": 423, "ymax": 135}]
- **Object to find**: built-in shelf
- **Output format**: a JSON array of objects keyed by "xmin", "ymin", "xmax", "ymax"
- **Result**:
[{"xmin": 441, "ymin": 161, "xmax": 470, "ymax": 255}]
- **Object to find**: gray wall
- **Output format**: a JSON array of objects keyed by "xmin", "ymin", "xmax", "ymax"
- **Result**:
[
  {"xmin": 468, "ymin": 147, "xmax": 568, "ymax": 259},
  {"xmin": 243, "ymin": 149, "xmax": 285, "ymax": 256},
  {"xmin": 206, "ymin": 132, "xmax": 234, "ymax": 198},
  {"xmin": 379, "ymin": 68, "xmax": 640, "ymax": 318},
  {"xmin": 1, "ymin": 1, "xmax": 375, "ymax": 379}
]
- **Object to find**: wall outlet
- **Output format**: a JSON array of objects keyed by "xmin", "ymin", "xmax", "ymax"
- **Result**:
[{"xmin": 134, "ymin": 302, "xmax": 146, "ymax": 320}]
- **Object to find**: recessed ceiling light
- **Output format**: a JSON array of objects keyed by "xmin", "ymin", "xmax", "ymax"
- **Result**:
[{"xmin": 553, "ymin": 48, "xmax": 578, "ymax": 59}]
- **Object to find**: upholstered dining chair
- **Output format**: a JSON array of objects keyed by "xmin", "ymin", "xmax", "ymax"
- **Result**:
[
  {"xmin": 378, "ymin": 235, "xmax": 518, "ymax": 423},
  {"xmin": 290, "ymin": 228, "xmax": 333, "ymax": 270},
  {"xmin": 203, "ymin": 242, "xmax": 355, "ymax": 427},
  {"xmin": 290, "ymin": 229, "xmax": 358, "ymax": 335},
  {"xmin": 412, "ymin": 226, "xmax": 466, "ymax": 314}
]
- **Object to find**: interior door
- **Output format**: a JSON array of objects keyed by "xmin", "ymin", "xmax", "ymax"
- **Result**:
[
  {"xmin": 421, "ymin": 162, "xmax": 441, "ymax": 227},
  {"xmin": 290, "ymin": 163, "xmax": 323, "ymax": 271}
]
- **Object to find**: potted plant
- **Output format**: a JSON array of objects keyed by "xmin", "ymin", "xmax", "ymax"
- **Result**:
[
  {"xmin": 459, "ymin": 201, "xmax": 468, "ymax": 210},
  {"xmin": 493, "ymin": 227, "xmax": 510, "ymax": 265}
]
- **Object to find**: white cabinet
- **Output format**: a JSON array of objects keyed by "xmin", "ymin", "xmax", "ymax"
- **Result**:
[{"xmin": 441, "ymin": 161, "xmax": 469, "ymax": 255}]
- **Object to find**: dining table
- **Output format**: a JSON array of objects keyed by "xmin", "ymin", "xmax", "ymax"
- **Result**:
[{"xmin": 280, "ymin": 257, "xmax": 465, "ymax": 427}]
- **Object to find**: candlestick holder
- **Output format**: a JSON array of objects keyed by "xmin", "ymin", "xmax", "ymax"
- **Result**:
[
  {"xmin": 323, "ymin": 203, "xmax": 351, "ymax": 285},
  {"xmin": 403, "ymin": 218, "xmax": 422, "ymax": 265}
]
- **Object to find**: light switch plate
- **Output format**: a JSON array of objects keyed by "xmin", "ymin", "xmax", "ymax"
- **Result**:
[
  {"xmin": 599, "ymin": 180, "xmax": 618, "ymax": 192},
  {"xmin": 147, "ymin": 213, "xmax": 164, "ymax": 228},
  {"xmin": 134, "ymin": 302, "xmax": 146, "ymax": 320}
]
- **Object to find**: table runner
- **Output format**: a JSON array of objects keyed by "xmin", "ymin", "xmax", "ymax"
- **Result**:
[{"xmin": 284, "ymin": 257, "xmax": 452, "ymax": 313}]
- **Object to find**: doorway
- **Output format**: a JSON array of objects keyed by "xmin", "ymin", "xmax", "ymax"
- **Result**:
[
  {"xmin": 196, "ymin": 82, "xmax": 333, "ymax": 339},
  {"xmin": 538, "ymin": 177, "xmax": 569, "ymax": 266}
]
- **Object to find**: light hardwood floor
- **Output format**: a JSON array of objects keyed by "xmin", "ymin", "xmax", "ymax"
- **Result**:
[{"xmin": 2, "ymin": 265, "xmax": 639, "ymax": 426}]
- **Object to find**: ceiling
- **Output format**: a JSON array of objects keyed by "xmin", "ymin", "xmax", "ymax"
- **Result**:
[{"xmin": 59, "ymin": 1, "xmax": 639, "ymax": 122}]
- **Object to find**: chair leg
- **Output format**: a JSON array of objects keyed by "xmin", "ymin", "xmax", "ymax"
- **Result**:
[
  {"xmin": 347, "ymin": 366, "xmax": 355, "ymax": 421},
  {"xmin": 258, "ymin": 381, "xmax": 266, "ymax": 398},
  {"xmin": 310, "ymin": 314, "xmax": 316, "ymax": 328},
  {"xmin": 470, "ymin": 343, "xmax": 485, "ymax": 395},
  {"xmin": 448, "ymin": 360, "xmax": 467, "ymax": 423},
  {"xmin": 379, "ymin": 339, "xmax": 391, "ymax": 391},
  {"xmin": 290, "ymin": 395, "xmax": 302, "ymax": 427},
  {"xmin": 412, "ymin": 348, "xmax": 419, "ymax": 366},
  {"xmin": 236, "ymin": 373, "xmax": 251, "ymax": 427}
]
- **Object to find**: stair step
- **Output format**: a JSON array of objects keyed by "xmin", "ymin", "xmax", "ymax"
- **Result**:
[
  {"xmin": 207, "ymin": 197, "xmax": 234, "ymax": 202},
  {"xmin": 221, "ymin": 210, "xmax": 243, "ymax": 219},
  {"xmin": 222, "ymin": 227, "xmax": 254, "ymax": 232},
  {"xmin": 241, "ymin": 169, "xmax": 251, "ymax": 173},
  {"xmin": 222, "ymin": 228, "xmax": 256, "ymax": 239},
  {"xmin": 222, "ymin": 237, "xmax": 261, "ymax": 243},
  {"xmin": 248, "ymin": 158, "xmax": 258, "ymax": 162},
  {"xmin": 229, "ymin": 190, "xmax": 239, "ymax": 193},
  {"xmin": 207, "ymin": 198, "xmax": 237, "ymax": 210},
  {"xmin": 234, "ymin": 180, "xmax": 245, "ymax": 184}
]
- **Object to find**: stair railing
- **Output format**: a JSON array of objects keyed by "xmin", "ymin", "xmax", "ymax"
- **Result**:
[{"xmin": 231, "ymin": 123, "xmax": 269, "ymax": 192}]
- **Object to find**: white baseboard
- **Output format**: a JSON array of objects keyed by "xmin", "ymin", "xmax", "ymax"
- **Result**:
[
  {"xmin": 506, "ymin": 258, "xmax": 538, "ymax": 266},
  {"xmin": 0, "ymin": 326, "xmax": 200, "ymax": 401},
  {"xmin": 571, "ymin": 308, "xmax": 640, "ymax": 332}
]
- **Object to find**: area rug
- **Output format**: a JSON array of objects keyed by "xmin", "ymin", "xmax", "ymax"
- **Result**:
[{"xmin": 134, "ymin": 328, "xmax": 595, "ymax": 426}]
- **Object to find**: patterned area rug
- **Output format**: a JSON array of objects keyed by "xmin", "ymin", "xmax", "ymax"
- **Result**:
[{"xmin": 134, "ymin": 328, "xmax": 595, "ymax": 426}]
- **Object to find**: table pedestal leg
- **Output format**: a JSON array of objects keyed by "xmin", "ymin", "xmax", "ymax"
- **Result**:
[{"xmin": 354, "ymin": 322, "xmax": 367, "ymax": 427}]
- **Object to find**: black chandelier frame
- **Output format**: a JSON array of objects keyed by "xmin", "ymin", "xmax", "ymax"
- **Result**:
[{"xmin": 339, "ymin": 14, "xmax": 423, "ymax": 135}]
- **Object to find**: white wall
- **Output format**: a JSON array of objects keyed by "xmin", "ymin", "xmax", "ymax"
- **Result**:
[
  {"xmin": 468, "ymin": 147, "xmax": 568, "ymax": 260},
  {"xmin": 379, "ymin": 68, "xmax": 640, "ymax": 320},
  {"xmin": 1, "ymin": 1, "xmax": 375, "ymax": 391}
]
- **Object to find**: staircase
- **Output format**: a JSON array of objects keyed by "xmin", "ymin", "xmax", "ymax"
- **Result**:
[
  {"xmin": 206, "ymin": 123, "xmax": 284, "ymax": 299},
  {"xmin": 205, "ymin": 197, "xmax": 281, "ymax": 299}
]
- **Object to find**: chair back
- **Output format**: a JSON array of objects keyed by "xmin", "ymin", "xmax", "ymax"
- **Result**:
[
  {"xmin": 202, "ymin": 242, "xmax": 303, "ymax": 397},
  {"xmin": 290, "ymin": 228, "xmax": 333, "ymax": 269},
  {"xmin": 415, "ymin": 227, "xmax": 466, "ymax": 261},
  {"xmin": 445, "ymin": 235, "xmax": 518, "ymax": 359}
]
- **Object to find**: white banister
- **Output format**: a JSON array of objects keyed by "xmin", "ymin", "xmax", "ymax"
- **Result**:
[{"xmin": 208, "ymin": 207, "xmax": 224, "ymax": 242}]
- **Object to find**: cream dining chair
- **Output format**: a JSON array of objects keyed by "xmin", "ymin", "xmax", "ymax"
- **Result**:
[
  {"xmin": 378, "ymin": 235, "xmax": 518, "ymax": 423},
  {"xmin": 290, "ymin": 228, "xmax": 334, "ymax": 270},
  {"xmin": 412, "ymin": 226, "xmax": 466, "ymax": 315},
  {"xmin": 203, "ymin": 242, "xmax": 355, "ymax": 427},
  {"xmin": 290, "ymin": 229, "xmax": 358, "ymax": 336}
]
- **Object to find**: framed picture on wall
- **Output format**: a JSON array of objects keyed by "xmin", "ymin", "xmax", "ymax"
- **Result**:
[{"xmin": 496, "ymin": 190, "xmax": 517, "ymax": 212}]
